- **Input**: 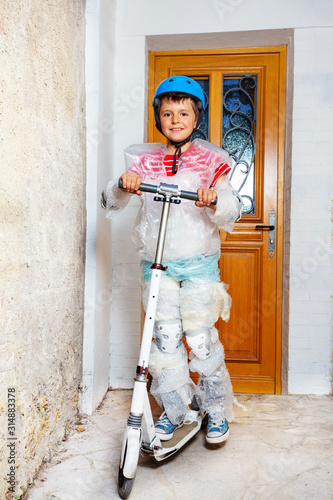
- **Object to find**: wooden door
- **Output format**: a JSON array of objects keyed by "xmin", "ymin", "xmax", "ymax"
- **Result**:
[{"xmin": 148, "ymin": 48, "xmax": 286, "ymax": 394}]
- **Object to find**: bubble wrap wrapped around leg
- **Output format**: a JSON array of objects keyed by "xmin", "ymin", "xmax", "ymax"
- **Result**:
[
  {"xmin": 149, "ymin": 342, "xmax": 195, "ymax": 425},
  {"xmin": 189, "ymin": 329, "xmax": 235, "ymax": 422},
  {"xmin": 188, "ymin": 327, "xmax": 223, "ymax": 375},
  {"xmin": 180, "ymin": 278, "xmax": 235, "ymax": 422},
  {"xmin": 206, "ymin": 178, "xmax": 243, "ymax": 233},
  {"xmin": 102, "ymin": 179, "xmax": 132, "ymax": 219},
  {"xmin": 180, "ymin": 280, "xmax": 232, "ymax": 329},
  {"xmin": 142, "ymin": 276, "xmax": 180, "ymax": 321},
  {"xmin": 195, "ymin": 362, "xmax": 235, "ymax": 422},
  {"xmin": 143, "ymin": 276, "xmax": 193, "ymax": 424}
]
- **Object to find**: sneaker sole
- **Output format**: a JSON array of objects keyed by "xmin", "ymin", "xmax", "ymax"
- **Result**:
[{"xmin": 206, "ymin": 428, "xmax": 229, "ymax": 444}]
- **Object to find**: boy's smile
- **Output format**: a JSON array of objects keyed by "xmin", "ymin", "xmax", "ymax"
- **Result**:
[{"xmin": 159, "ymin": 98, "xmax": 197, "ymax": 150}]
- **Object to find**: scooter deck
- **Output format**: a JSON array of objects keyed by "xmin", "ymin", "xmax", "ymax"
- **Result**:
[
  {"xmin": 161, "ymin": 421, "xmax": 199, "ymax": 448},
  {"xmin": 152, "ymin": 415, "xmax": 202, "ymax": 461}
]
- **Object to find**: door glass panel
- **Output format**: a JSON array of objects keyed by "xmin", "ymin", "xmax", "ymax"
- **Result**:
[
  {"xmin": 222, "ymin": 75, "xmax": 257, "ymax": 214},
  {"xmin": 189, "ymin": 76, "xmax": 210, "ymax": 141}
]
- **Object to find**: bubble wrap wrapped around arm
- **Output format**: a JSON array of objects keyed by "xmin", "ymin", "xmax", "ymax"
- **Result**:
[
  {"xmin": 101, "ymin": 144, "xmax": 154, "ymax": 219},
  {"xmin": 206, "ymin": 178, "xmax": 243, "ymax": 232},
  {"xmin": 101, "ymin": 179, "xmax": 132, "ymax": 219}
]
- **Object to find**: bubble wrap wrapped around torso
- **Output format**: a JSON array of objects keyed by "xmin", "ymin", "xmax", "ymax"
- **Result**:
[{"xmin": 125, "ymin": 139, "xmax": 233, "ymax": 262}]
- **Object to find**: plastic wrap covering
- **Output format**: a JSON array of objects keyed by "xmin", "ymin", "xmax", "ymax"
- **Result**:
[
  {"xmin": 206, "ymin": 178, "xmax": 243, "ymax": 233},
  {"xmin": 124, "ymin": 139, "xmax": 232, "ymax": 183},
  {"xmin": 149, "ymin": 342, "xmax": 195, "ymax": 425},
  {"xmin": 141, "ymin": 253, "xmax": 221, "ymax": 283},
  {"xmin": 188, "ymin": 329, "xmax": 235, "ymax": 421},
  {"xmin": 195, "ymin": 363, "xmax": 235, "ymax": 423},
  {"xmin": 102, "ymin": 179, "xmax": 132, "ymax": 219},
  {"xmin": 180, "ymin": 281, "xmax": 232, "ymax": 331},
  {"xmin": 125, "ymin": 139, "xmax": 233, "ymax": 262},
  {"xmin": 142, "ymin": 277, "xmax": 180, "ymax": 321}
]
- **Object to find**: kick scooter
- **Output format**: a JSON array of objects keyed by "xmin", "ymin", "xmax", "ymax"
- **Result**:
[{"xmin": 113, "ymin": 180, "xmax": 216, "ymax": 499}]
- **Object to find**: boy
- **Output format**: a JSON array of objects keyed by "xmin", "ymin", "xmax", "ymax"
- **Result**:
[{"xmin": 102, "ymin": 76, "xmax": 242, "ymax": 443}]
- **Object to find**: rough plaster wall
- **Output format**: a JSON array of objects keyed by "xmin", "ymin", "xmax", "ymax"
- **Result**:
[{"xmin": 0, "ymin": 1, "xmax": 86, "ymax": 497}]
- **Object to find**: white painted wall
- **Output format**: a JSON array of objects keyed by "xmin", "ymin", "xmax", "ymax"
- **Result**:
[
  {"xmin": 288, "ymin": 27, "xmax": 333, "ymax": 393},
  {"xmin": 82, "ymin": 0, "xmax": 115, "ymax": 413},
  {"xmin": 117, "ymin": 0, "xmax": 333, "ymax": 35},
  {"xmin": 89, "ymin": 0, "xmax": 333, "ymax": 396}
]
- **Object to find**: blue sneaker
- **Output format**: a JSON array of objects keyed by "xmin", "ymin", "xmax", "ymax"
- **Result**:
[
  {"xmin": 155, "ymin": 412, "xmax": 183, "ymax": 441},
  {"xmin": 206, "ymin": 414, "xmax": 229, "ymax": 444}
]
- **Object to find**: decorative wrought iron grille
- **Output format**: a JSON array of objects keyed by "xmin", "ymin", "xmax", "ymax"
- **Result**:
[
  {"xmin": 189, "ymin": 75, "xmax": 257, "ymax": 214},
  {"xmin": 222, "ymin": 75, "xmax": 257, "ymax": 214}
]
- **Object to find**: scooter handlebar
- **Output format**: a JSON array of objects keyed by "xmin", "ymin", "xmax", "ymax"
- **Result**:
[
  {"xmin": 118, "ymin": 178, "xmax": 217, "ymax": 205},
  {"xmin": 118, "ymin": 178, "xmax": 158, "ymax": 194}
]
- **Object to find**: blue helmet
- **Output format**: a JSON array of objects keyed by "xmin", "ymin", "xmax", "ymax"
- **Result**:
[
  {"xmin": 153, "ymin": 75, "xmax": 205, "ymax": 108},
  {"xmin": 152, "ymin": 75, "xmax": 206, "ymax": 134}
]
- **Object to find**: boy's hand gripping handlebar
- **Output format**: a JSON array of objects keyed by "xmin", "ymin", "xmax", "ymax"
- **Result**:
[{"xmin": 118, "ymin": 178, "xmax": 218, "ymax": 205}]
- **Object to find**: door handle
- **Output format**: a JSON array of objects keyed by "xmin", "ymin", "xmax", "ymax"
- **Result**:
[
  {"xmin": 255, "ymin": 209, "xmax": 276, "ymax": 257},
  {"xmin": 255, "ymin": 225, "xmax": 275, "ymax": 230}
]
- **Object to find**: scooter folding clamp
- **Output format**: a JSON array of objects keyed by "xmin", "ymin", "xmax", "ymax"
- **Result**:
[
  {"xmin": 157, "ymin": 182, "xmax": 181, "ymax": 198},
  {"xmin": 151, "ymin": 263, "xmax": 168, "ymax": 271},
  {"xmin": 136, "ymin": 365, "xmax": 148, "ymax": 376},
  {"xmin": 135, "ymin": 365, "xmax": 149, "ymax": 382}
]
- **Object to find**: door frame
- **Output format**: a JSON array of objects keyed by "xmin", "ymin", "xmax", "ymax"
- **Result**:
[{"xmin": 148, "ymin": 47, "xmax": 287, "ymax": 394}]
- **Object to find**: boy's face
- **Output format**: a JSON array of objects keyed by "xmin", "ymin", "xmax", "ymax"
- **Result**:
[{"xmin": 159, "ymin": 98, "xmax": 197, "ymax": 144}]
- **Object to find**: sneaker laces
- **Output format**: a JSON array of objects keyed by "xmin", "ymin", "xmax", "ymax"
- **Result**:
[
  {"xmin": 208, "ymin": 413, "xmax": 226, "ymax": 429},
  {"xmin": 158, "ymin": 413, "xmax": 172, "ymax": 425}
]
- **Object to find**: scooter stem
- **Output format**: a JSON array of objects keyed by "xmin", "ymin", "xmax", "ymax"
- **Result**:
[
  {"xmin": 154, "ymin": 195, "xmax": 171, "ymax": 265},
  {"xmin": 129, "ymin": 196, "xmax": 172, "ymax": 419}
]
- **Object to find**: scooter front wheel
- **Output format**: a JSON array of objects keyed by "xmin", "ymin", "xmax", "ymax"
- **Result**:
[
  {"xmin": 118, "ymin": 465, "xmax": 135, "ymax": 499},
  {"xmin": 118, "ymin": 427, "xmax": 141, "ymax": 498}
]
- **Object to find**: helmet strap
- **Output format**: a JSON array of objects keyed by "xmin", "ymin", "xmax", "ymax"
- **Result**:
[{"xmin": 169, "ymin": 133, "xmax": 193, "ymax": 174}]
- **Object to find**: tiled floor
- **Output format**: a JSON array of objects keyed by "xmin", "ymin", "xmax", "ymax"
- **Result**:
[{"xmin": 27, "ymin": 390, "xmax": 333, "ymax": 500}]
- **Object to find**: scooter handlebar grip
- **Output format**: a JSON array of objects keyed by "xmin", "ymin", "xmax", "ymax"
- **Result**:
[
  {"xmin": 118, "ymin": 178, "xmax": 158, "ymax": 194},
  {"xmin": 139, "ymin": 183, "xmax": 159, "ymax": 194},
  {"xmin": 180, "ymin": 189, "xmax": 218, "ymax": 205}
]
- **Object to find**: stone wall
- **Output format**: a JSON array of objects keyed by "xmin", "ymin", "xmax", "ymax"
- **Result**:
[{"xmin": 0, "ymin": 1, "xmax": 86, "ymax": 497}]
